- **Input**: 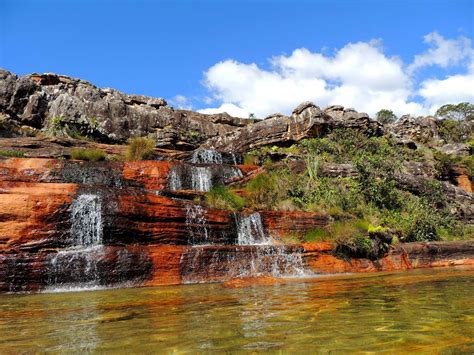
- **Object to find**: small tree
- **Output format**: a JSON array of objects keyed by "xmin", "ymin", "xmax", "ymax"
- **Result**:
[
  {"xmin": 376, "ymin": 109, "xmax": 397, "ymax": 125},
  {"xmin": 248, "ymin": 113, "xmax": 256, "ymax": 119},
  {"xmin": 435, "ymin": 102, "xmax": 474, "ymax": 121}
]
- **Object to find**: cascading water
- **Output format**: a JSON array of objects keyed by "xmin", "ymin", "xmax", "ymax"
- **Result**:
[
  {"xmin": 191, "ymin": 166, "xmax": 212, "ymax": 192},
  {"xmin": 184, "ymin": 212, "xmax": 309, "ymax": 283},
  {"xmin": 185, "ymin": 204, "xmax": 210, "ymax": 245},
  {"xmin": 235, "ymin": 212, "xmax": 309, "ymax": 277},
  {"xmin": 168, "ymin": 149, "xmax": 243, "ymax": 193},
  {"xmin": 70, "ymin": 194, "xmax": 103, "ymax": 247},
  {"xmin": 168, "ymin": 167, "xmax": 182, "ymax": 191},
  {"xmin": 46, "ymin": 194, "xmax": 105, "ymax": 291},
  {"xmin": 237, "ymin": 213, "xmax": 270, "ymax": 245},
  {"xmin": 191, "ymin": 149, "xmax": 223, "ymax": 165}
]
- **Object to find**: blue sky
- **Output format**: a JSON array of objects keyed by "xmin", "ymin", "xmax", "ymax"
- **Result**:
[{"xmin": 1, "ymin": 0, "xmax": 473, "ymax": 117}]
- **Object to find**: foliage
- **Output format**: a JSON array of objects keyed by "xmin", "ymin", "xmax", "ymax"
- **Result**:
[
  {"xmin": 244, "ymin": 172, "xmax": 284, "ymax": 210},
  {"xmin": 205, "ymin": 186, "xmax": 245, "ymax": 211},
  {"xmin": 46, "ymin": 116, "xmax": 100, "ymax": 140},
  {"xmin": 303, "ymin": 228, "xmax": 329, "ymax": 242},
  {"xmin": 70, "ymin": 148, "xmax": 107, "ymax": 162},
  {"xmin": 438, "ymin": 118, "xmax": 472, "ymax": 143},
  {"xmin": 367, "ymin": 225, "xmax": 388, "ymax": 235},
  {"xmin": 0, "ymin": 149, "xmax": 25, "ymax": 158},
  {"xmin": 435, "ymin": 102, "xmax": 474, "ymax": 121},
  {"xmin": 376, "ymin": 109, "xmax": 397, "ymax": 124},
  {"xmin": 402, "ymin": 202, "xmax": 442, "ymax": 242},
  {"xmin": 239, "ymin": 128, "xmax": 471, "ymax": 242},
  {"xmin": 125, "ymin": 137, "xmax": 156, "ymax": 161},
  {"xmin": 433, "ymin": 152, "xmax": 456, "ymax": 180},
  {"xmin": 354, "ymin": 154, "xmax": 402, "ymax": 210}
]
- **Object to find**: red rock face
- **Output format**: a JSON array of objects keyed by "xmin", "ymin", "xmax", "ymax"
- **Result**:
[
  {"xmin": 261, "ymin": 211, "xmax": 329, "ymax": 242},
  {"xmin": 0, "ymin": 157, "xmax": 473, "ymax": 293},
  {"xmin": 452, "ymin": 166, "xmax": 473, "ymax": 193}
]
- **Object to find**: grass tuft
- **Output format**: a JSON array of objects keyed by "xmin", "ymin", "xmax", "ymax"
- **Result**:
[
  {"xmin": 70, "ymin": 148, "xmax": 107, "ymax": 162},
  {"xmin": 125, "ymin": 137, "xmax": 156, "ymax": 161}
]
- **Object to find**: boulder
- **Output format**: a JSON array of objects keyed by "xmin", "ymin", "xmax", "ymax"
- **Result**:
[
  {"xmin": 436, "ymin": 143, "xmax": 470, "ymax": 158},
  {"xmin": 388, "ymin": 114, "xmax": 441, "ymax": 145}
]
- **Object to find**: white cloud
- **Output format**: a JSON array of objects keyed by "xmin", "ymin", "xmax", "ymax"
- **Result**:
[
  {"xmin": 419, "ymin": 73, "xmax": 474, "ymax": 114},
  {"xmin": 199, "ymin": 32, "xmax": 473, "ymax": 118},
  {"xmin": 408, "ymin": 32, "xmax": 472, "ymax": 73},
  {"xmin": 198, "ymin": 103, "xmax": 250, "ymax": 118},
  {"xmin": 169, "ymin": 95, "xmax": 193, "ymax": 110}
]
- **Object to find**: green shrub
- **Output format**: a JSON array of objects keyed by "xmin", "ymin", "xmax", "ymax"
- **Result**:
[
  {"xmin": 0, "ymin": 149, "xmax": 25, "ymax": 158},
  {"xmin": 335, "ymin": 235, "xmax": 374, "ymax": 259},
  {"xmin": 70, "ymin": 148, "xmax": 107, "ymax": 162},
  {"xmin": 304, "ymin": 228, "xmax": 330, "ymax": 242},
  {"xmin": 434, "ymin": 152, "xmax": 456, "ymax": 180},
  {"xmin": 354, "ymin": 154, "xmax": 402, "ymax": 210},
  {"xmin": 205, "ymin": 186, "xmax": 245, "ymax": 211},
  {"xmin": 437, "ymin": 119, "xmax": 471, "ymax": 143},
  {"xmin": 245, "ymin": 172, "xmax": 282, "ymax": 210},
  {"xmin": 376, "ymin": 109, "xmax": 397, "ymax": 125},
  {"xmin": 367, "ymin": 224, "xmax": 388, "ymax": 235},
  {"xmin": 403, "ymin": 207, "xmax": 441, "ymax": 242},
  {"xmin": 125, "ymin": 137, "xmax": 156, "ymax": 161}
]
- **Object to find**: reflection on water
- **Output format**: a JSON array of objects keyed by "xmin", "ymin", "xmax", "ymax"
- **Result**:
[{"xmin": 0, "ymin": 267, "xmax": 473, "ymax": 353}]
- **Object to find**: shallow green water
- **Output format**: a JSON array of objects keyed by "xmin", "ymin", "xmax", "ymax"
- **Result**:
[{"xmin": 1, "ymin": 267, "xmax": 473, "ymax": 353}]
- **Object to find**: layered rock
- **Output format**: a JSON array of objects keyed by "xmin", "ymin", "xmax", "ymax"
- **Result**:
[
  {"xmin": 387, "ymin": 114, "xmax": 441, "ymax": 145},
  {"xmin": 0, "ymin": 69, "xmax": 253, "ymax": 148},
  {"xmin": 202, "ymin": 102, "xmax": 383, "ymax": 152}
]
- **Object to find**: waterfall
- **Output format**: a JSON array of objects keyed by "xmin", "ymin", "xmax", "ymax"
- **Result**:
[
  {"xmin": 191, "ymin": 149, "xmax": 223, "ymax": 165},
  {"xmin": 70, "ymin": 194, "xmax": 103, "ymax": 247},
  {"xmin": 46, "ymin": 194, "xmax": 105, "ymax": 291},
  {"xmin": 237, "ymin": 213, "xmax": 271, "ymax": 245},
  {"xmin": 191, "ymin": 166, "xmax": 212, "ymax": 192},
  {"xmin": 232, "ymin": 212, "xmax": 310, "ymax": 278},
  {"xmin": 185, "ymin": 204, "xmax": 210, "ymax": 245},
  {"xmin": 190, "ymin": 149, "xmax": 243, "ymax": 166},
  {"xmin": 168, "ymin": 167, "xmax": 182, "ymax": 191}
]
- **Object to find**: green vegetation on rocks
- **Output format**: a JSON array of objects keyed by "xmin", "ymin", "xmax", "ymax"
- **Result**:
[
  {"xmin": 230, "ymin": 128, "xmax": 473, "ymax": 243},
  {"xmin": 70, "ymin": 148, "xmax": 107, "ymax": 162},
  {"xmin": 125, "ymin": 137, "xmax": 156, "ymax": 161},
  {"xmin": 0, "ymin": 149, "xmax": 25, "ymax": 158}
]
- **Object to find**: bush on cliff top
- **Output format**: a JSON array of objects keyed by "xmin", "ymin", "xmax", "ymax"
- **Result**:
[{"xmin": 125, "ymin": 137, "xmax": 156, "ymax": 161}]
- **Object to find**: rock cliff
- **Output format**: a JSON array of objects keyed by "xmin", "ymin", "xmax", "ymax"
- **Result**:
[{"xmin": 0, "ymin": 70, "xmax": 473, "ymax": 293}]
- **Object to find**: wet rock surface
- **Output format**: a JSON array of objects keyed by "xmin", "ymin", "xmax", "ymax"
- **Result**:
[{"xmin": 0, "ymin": 157, "xmax": 473, "ymax": 292}]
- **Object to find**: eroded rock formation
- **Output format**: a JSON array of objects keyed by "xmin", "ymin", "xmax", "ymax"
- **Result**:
[
  {"xmin": 0, "ymin": 69, "xmax": 253, "ymax": 149},
  {"xmin": 202, "ymin": 102, "xmax": 383, "ymax": 152}
]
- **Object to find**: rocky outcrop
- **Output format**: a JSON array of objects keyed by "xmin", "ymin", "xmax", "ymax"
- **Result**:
[
  {"xmin": 0, "ymin": 70, "xmax": 252, "ymax": 149},
  {"xmin": 387, "ymin": 114, "xmax": 441, "ymax": 145},
  {"xmin": 202, "ymin": 102, "xmax": 383, "ymax": 152},
  {"xmin": 436, "ymin": 143, "xmax": 471, "ymax": 158},
  {"xmin": 303, "ymin": 240, "xmax": 474, "ymax": 274}
]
